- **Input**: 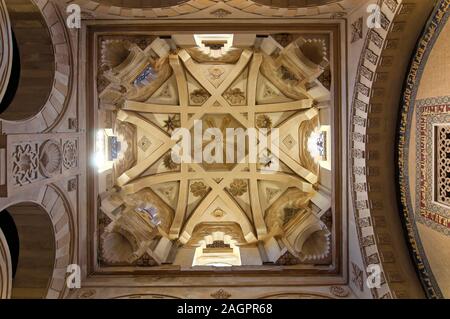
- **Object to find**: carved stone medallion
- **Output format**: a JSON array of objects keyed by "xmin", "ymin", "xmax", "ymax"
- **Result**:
[{"xmin": 39, "ymin": 140, "xmax": 62, "ymax": 178}]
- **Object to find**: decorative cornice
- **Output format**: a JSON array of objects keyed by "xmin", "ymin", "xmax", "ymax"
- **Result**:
[{"xmin": 69, "ymin": 0, "xmax": 354, "ymax": 19}]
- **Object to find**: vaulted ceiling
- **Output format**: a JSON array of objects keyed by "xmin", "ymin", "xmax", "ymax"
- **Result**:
[{"xmin": 94, "ymin": 32, "xmax": 336, "ymax": 272}]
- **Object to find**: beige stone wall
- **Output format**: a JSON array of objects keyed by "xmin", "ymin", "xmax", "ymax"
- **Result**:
[
  {"xmin": 416, "ymin": 21, "xmax": 450, "ymax": 100},
  {"xmin": 408, "ymin": 17, "xmax": 450, "ymax": 298}
]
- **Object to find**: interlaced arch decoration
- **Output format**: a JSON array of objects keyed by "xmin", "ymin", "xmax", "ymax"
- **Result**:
[
  {"xmin": 0, "ymin": 0, "xmax": 12, "ymax": 105},
  {"xmin": 0, "ymin": 0, "xmax": 74, "ymax": 134},
  {"xmin": 0, "ymin": 184, "xmax": 75, "ymax": 299},
  {"xmin": 0, "ymin": 228, "xmax": 12, "ymax": 299}
]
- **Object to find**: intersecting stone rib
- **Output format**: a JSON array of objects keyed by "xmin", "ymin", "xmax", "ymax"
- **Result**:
[{"xmin": 116, "ymin": 110, "xmax": 176, "ymax": 186}]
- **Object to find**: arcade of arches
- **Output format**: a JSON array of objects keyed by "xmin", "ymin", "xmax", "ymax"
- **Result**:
[{"xmin": 0, "ymin": 0, "xmax": 448, "ymax": 299}]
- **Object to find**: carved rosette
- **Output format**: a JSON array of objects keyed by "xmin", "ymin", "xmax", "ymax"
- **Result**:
[
  {"xmin": 210, "ymin": 9, "xmax": 231, "ymax": 18},
  {"xmin": 330, "ymin": 286, "xmax": 349, "ymax": 298},
  {"xmin": 12, "ymin": 143, "xmax": 39, "ymax": 186},
  {"xmin": 228, "ymin": 179, "xmax": 248, "ymax": 197},
  {"xmin": 190, "ymin": 88, "xmax": 210, "ymax": 105},
  {"xmin": 223, "ymin": 88, "xmax": 246, "ymax": 105},
  {"xmin": 211, "ymin": 289, "xmax": 231, "ymax": 299},
  {"xmin": 190, "ymin": 181, "xmax": 208, "ymax": 197},
  {"xmin": 256, "ymin": 115, "xmax": 272, "ymax": 129},
  {"xmin": 63, "ymin": 140, "xmax": 78, "ymax": 169}
]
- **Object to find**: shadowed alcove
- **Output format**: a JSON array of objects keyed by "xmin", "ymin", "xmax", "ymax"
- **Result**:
[
  {"xmin": 0, "ymin": 0, "xmax": 54, "ymax": 121},
  {"xmin": 0, "ymin": 204, "xmax": 55, "ymax": 299}
]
